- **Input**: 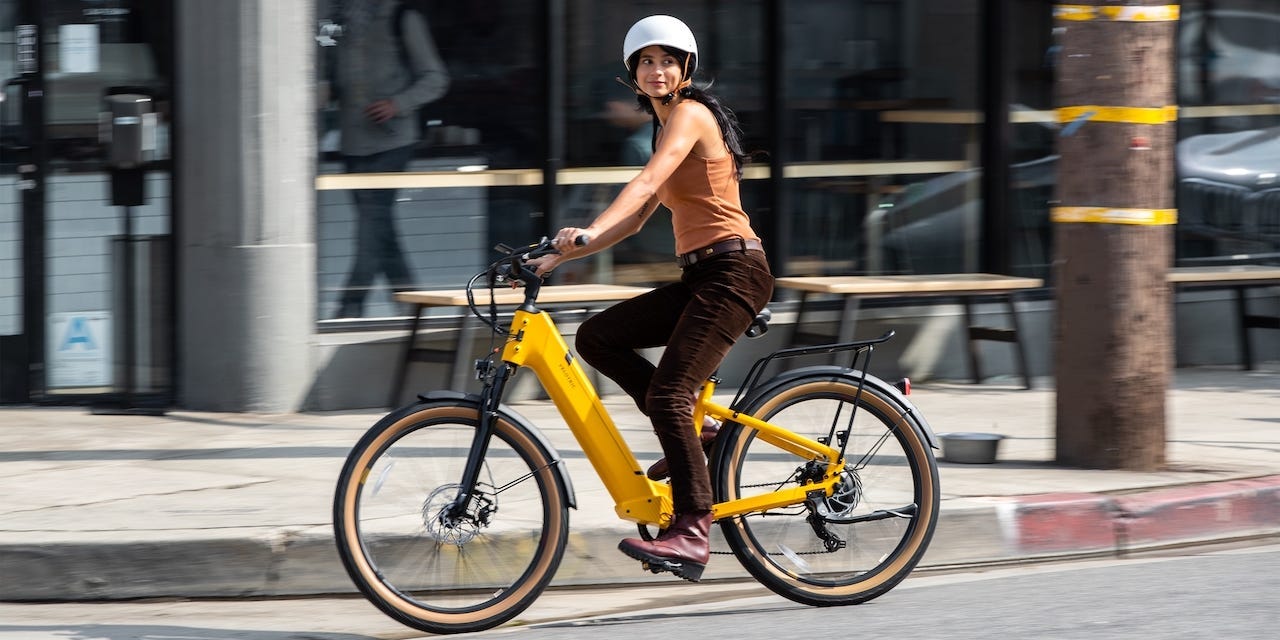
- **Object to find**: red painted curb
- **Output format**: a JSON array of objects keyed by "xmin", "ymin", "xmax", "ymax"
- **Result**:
[
  {"xmin": 1012, "ymin": 492, "xmax": 1118, "ymax": 553},
  {"xmin": 1007, "ymin": 476, "xmax": 1280, "ymax": 555},
  {"xmin": 1113, "ymin": 475, "xmax": 1280, "ymax": 546}
]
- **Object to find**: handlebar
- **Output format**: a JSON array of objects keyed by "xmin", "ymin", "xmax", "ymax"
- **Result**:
[
  {"xmin": 467, "ymin": 237, "xmax": 564, "ymax": 333},
  {"xmin": 487, "ymin": 235, "xmax": 589, "ymax": 289}
]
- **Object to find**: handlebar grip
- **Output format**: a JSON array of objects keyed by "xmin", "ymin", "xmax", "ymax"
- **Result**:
[{"xmin": 574, "ymin": 234, "xmax": 589, "ymax": 247}]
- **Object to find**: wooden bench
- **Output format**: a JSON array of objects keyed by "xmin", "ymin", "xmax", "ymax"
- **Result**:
[
  {"xmin": 388, "ymin": 284, "xmax": 652, "ymax": 407},
  {"xmin": 1168, "ymin": 265, "xmax": 1280, "ymax": 370},
  {"xmin": 775, "ymin": 274, "xmax": 1045, "ymax": 389}
]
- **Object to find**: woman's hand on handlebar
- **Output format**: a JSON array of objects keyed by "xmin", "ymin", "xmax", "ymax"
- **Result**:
[
  {"xmin": 527, "ymin": 253, "xmax": 562, "ymax": 278},
  {"xmin": 529, "ymin": 228, "xmax": 591, "ymax": 277},
  {"xmin": 551, "ymin": 227, "xmax": 591, "ymax": 254}
]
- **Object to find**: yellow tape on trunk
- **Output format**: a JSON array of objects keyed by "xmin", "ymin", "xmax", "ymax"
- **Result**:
[
  {"xmin": 1052, "ymin": 207, "xmax": 1178, "ymax": 225},
  {"xmin": 1057, "ymin": 105, "xmax": 1178, "ymax": 125},
  {"xmin": 1054, "ymin": 5, "xmax": 1180, "ymax": 21}
]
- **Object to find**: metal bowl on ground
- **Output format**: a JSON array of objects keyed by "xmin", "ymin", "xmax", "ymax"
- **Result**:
[{"xmin": 938, "ymin": 432, "xmax": 1004, "ymax": 464}]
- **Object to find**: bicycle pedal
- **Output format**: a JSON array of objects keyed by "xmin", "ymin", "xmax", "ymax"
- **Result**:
[{"xmin": 641, "ymin": 561, "xmax": 663, "ymax": 574}]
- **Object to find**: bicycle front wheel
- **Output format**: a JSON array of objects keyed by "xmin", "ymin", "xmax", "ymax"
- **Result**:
[
  {"xmin": 333, "ymin": 400, "xmax": 569, "ymax": 634},
  {"xmin": 716, "ymin": 372, "xmax": 939, "ymax": 606}
]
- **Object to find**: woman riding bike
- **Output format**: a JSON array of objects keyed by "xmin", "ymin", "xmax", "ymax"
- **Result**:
[{"xmin": 529, "ymin": 14, "xmax": 772, "ymax": 582}]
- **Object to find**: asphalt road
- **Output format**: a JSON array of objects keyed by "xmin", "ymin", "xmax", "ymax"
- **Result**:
[
  {"xmin": 518, "ymin": 543, "xmax": 1280, "ymax": 640},
  {"xmin": 2, "ymin": 541, "xmax": 1277, "ymax": 639}
]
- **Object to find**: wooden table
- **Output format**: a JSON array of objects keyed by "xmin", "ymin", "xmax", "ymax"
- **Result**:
[
  {"xmin": 389, "ymin": 284, "xmax": 652, "ymax": 407},
  {"xmin": 776, "ymin": 274, "xmax": 1045, "ymax": 388},
  {"xmin": 1168, "ymin": 265, "xmax": 1280, "ymax": 370}
]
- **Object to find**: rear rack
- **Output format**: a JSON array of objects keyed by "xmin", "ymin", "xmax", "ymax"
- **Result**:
[{"xmin": 729, "ymin": 330, "xmax": 896, "ymax": 410}]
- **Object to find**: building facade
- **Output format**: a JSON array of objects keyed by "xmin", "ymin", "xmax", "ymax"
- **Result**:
[{"xmin": 1, "ymin": 0, "xmax": 1277, "ymax": 411}]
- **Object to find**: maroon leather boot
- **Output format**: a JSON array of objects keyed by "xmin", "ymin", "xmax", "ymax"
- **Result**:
[{"xmin": 618, "ymin": 510, "xmax": 713, "ymax": 581}]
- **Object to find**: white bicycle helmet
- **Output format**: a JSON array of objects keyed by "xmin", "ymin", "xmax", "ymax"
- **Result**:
[{"xmin": 622, "ymin": 15, "xmax": 699, "ymax": 76}]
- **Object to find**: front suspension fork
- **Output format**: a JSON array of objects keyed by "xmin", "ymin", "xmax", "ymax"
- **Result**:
[{"xmin": 444, "ymin": 360, "xmax": 512, "ymax": 520}]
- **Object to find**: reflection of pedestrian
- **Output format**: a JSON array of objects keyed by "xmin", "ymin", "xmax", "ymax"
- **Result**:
[
  {"xmin": 602, "ymin": 96, "xmax": 656, "ymax": 166},
  {"xmin": 331, "ymin": 0, "xmax": 449, "ymax": 318},
  {"xmin": 600, "ymin": 94, "xmax": 670, "ymax": 263}
]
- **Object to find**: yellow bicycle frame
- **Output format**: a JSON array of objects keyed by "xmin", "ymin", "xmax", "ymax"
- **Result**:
[{"xmin": 500, "ymin": 307, "xmax": 846, "ymax": 527}]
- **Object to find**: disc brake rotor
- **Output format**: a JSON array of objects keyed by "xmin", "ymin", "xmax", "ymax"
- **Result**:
[
  {"xmin": 423, "ymin": 484, "xmax": 484, "ymax": 546},
  {"xmin": 823, "ymin": 470, "xmax": 863, "ymax": 518}
]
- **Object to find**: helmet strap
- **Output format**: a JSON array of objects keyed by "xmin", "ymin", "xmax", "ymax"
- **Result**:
[
  {"xmin": 615, "ymin": 74, "xmax": 646, "ymax": 96},
  {"xmin": 661, "ymin": 54, "xmax": 693, "ymax": 104},
  {"xmin": 660, "ymin": 79, "xmax": 692, "ymax": 105}
]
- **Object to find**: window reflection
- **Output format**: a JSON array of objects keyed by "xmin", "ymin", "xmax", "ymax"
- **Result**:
[
  {"xmin": 784, "ymin": 0, "xmax": 979, "ymax": 276},
  {"xmin": 316, "ymin": 0, "xmax": 543, "ymax": 319},
  {"xmin": 1176, "ymin": 0, "xmax": 1280, "ymax": 265},
  {"xmin": 41, "ymin": 0, "xmax": 171, "ymax": 170},
  {"xmin": 309, "ymin": 0, "xmax": 1280, "ymax": 323},
  {"xmin": 1006, "ymin": 0, "xmax": 1058, "ymax": 280}
]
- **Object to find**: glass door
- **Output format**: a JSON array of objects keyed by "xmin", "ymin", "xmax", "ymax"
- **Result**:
[{"xmin": 0, "ymin": 0, "xmax": 174, "ymax": 405}]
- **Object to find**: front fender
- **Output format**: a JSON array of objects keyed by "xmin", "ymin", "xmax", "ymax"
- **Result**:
[{"xmin": 420, "ymin": 390, "xmax": 578, "ymax": 508}]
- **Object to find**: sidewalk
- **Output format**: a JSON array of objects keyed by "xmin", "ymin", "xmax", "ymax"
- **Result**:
[{"xmin": 2, "ymin": 366, "xmax": 1278, "ymax": 601}]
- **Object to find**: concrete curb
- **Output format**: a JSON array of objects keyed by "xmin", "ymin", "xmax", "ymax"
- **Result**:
[{"xmin": 5, "ymin": 476, "xmax": 1279, "ymax": 601}]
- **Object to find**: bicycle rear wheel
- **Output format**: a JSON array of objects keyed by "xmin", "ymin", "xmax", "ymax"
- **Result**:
[
  {"xmin": 715, "ymin": 372, "xmax": 939, "ymax": 606},
  {"xmin": 333, "ymin": 400, "xmax": 569, "ymax": 634}
]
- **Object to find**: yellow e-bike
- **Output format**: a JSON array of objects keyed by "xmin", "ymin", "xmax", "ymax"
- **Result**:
[{"xmin": 333, "ymin": 239, "xmax": 941, "ymax": 634}]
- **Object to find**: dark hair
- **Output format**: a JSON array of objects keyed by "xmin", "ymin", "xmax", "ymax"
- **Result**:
[{"xmin": 626, "ymin": 46, "xmax": 749, "ymax": 179}]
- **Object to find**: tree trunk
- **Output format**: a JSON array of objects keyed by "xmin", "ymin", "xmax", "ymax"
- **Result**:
[{"xmin": 1053, "ymin": 2, "xmax": 1179, "ymax": 470}]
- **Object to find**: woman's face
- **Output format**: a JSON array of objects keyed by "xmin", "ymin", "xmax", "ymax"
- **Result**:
[{"xmin": 632, "ymin": 45, "xmax": 685, "ymax": 98}]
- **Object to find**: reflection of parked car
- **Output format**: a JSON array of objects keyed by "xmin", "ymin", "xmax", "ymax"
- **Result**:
[
  {"xmin": 869, "ymin": 156, "xmax": 1056, "ymax": 276},
  {"xmin": 875, "ymin": 124, "xmax": 1280, "ymax": 274},
  {"xmin": 1179, "ymin": 8, "xmax": 1280, "ymax": 106},
  {"xmin": 1177, "ymin": 126, "xmax": 1280, "ymax": 260}
]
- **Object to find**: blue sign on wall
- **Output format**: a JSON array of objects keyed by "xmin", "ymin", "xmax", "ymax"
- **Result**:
[{"xmin": 47, "ymin": 311, "xmax": 113, "ymax": 389}]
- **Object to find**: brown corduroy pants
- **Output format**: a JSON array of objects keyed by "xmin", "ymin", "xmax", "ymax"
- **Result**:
[{"xmin": 575, "ymin": 249, "xmax": 773, "ymax": 513}]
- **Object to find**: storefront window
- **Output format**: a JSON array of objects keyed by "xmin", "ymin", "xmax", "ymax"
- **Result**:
[
  {"xmin": 782, "ymin": 0, "xmax": 980, "ymax": 276},
  {"xmin": 309, "ymin": 1, "xmax": 1226, "ymax": 322},
  {"xmin": 1175, "ymin": 0, "xmax": 1280, "ymax": 265},
  {"xmin": 315, "ymin": 0, "xmax": 544, "ymax": 320}
]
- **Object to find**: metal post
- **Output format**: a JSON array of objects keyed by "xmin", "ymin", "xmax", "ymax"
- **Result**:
[
  {"xmin": 980, "ymin": 0, "xmax": 1012, "ymax": 274},
  {"xmin": 766, "ymin": 0, "xmax": 789, "ymax": 277}
]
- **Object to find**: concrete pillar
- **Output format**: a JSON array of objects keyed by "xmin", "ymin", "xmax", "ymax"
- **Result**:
[{"xmin": 175, "ymin": 0, "xmax": 316, "ymax": 411}]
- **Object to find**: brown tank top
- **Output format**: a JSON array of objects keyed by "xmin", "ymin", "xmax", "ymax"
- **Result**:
[{"xmin": 656, "ymin": 152, "xmax": 760, "ymax": 255}]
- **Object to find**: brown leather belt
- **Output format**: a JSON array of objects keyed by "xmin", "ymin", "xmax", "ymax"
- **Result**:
[{"xmin": 676, "ymin": 238, "xmax": 763, "ymax": 268}]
